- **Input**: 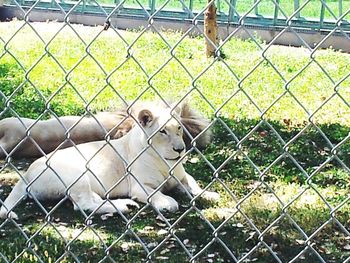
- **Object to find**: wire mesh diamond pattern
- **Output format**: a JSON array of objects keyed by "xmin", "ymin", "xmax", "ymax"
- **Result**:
[{"xmin": 0, "ymin": 0, "xmax": 349, "ymax": 262}]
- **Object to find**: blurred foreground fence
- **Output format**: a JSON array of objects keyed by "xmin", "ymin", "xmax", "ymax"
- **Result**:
[
  {"xmin": 0, "ymin": 0, "xmax": 350, "ymax": 263},
  {"xmin": 1, "ymin": 0, "xmax": 350, "ymax": 50},
  {"xmin": 1, "ymin": 0, "xmax": 350, "ymax": 29}
]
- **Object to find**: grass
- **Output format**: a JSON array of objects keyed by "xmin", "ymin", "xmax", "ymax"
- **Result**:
[
  {"xmin": 1, "ymin": 22, "xmax": 350, "ymax": 123},
  {"xmin": 0, "ymin": 20, "xmax": 349, "ymax": 262}
]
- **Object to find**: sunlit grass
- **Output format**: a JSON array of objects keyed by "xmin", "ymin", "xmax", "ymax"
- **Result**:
[{"xmin": 1, "ymin": 21, "xmax": 350, "ymax": 125}]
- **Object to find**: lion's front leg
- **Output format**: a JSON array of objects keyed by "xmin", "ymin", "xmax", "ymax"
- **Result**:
[
  {"xmin": 180, "ymin": 171, "xmax": 220, "ymax": 202},
  {"xmin": 130, "ymin": 182, "xmax": 179, "ymax": 212}
]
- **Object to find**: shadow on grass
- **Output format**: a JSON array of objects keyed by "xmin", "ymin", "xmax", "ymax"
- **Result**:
[
  {"xmin": 189, "ymin": 117, "xmax": 350, "ymax": 188},
  {"xmin": 0, "ymin": 117, "xmax": 349, "ymax": 262},
  {"xmin": 1, "ymin": 184, "xmax": 344, "ymax": 263},
  {"xmin": 0, "ymin": 62, "xmax": 85, "ymax": 119}
]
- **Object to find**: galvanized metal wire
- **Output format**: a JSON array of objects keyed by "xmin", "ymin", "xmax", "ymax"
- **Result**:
[{"xmin": 0, "ymin": 0, "xmax": 349, "ymax": 262}]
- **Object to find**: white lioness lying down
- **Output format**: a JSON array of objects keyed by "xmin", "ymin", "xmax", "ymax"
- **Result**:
[{"xmin": 0, "ymin": 105, "xmax": 219, "ymax": 219}]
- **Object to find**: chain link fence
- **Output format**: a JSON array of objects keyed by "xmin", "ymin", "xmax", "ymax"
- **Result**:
[{"xmin": 0, "ymin": 0, "xmax": 350, "ymax": 262}]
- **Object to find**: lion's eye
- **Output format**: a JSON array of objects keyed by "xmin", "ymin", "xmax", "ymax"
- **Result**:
[
  {"xmin": 160, "ymin": 129, "xmax": 167, "ymax": 135},
  {"xmin": 178, "ymin": 126, "xmax": 181, "ymax": 130}
]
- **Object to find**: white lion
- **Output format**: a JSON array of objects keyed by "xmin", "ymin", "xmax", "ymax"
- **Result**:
[
  {"xmin": 0, "ymin": 111, "xmax": 132, "ymax": 158},
  {"xmin": 0, "ymin": 104, "xmax": 219, "ymax": 219}
]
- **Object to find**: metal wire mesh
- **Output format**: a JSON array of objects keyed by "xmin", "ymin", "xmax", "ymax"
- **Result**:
[{"xmin": 0, "ymin": 0, "xmax": 349, "ymax": 262}]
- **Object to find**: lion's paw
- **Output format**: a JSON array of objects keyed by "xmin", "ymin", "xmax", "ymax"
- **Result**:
[
  {"xmin": 152, "ymin": 196, "xmax": 179, "ymax": 212},
  {"xmin": 0, "ymin": 208, "xmax": 18, "ymax": 220},
  {"xmin": 114, "ymin": 199, "xmax": 139, "ymax": 213},
  {"xmin": 201, "ymin": 191, "xmax": 220, "ymax": 202}
]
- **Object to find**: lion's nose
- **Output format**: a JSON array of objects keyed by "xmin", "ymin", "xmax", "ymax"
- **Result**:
[{"xmin": 173, "ymin": 146, "xmax": 184, "ymax": 154}]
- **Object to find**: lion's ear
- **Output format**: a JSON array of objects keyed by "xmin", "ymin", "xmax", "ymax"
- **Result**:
[
  {"xmin": 174, "ymin": 105, "xmax": 182, "ymax": 116},
  {"xmin": 138, "ymin": 109, "xmax": 154, "ymax": 127},
  {"xmin": 171, "ymin": 102, "xmax": 183, "ymax": 116}
]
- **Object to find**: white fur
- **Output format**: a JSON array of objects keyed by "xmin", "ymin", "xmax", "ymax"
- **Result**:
[{"xmin": 0, "ymin": 105, "xmax": 219, "ymax": 219}]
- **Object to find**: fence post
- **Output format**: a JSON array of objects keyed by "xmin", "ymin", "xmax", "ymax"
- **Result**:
[
  {"xmin": 228, "ymin": 0, "xmax": 237, "ymax": 23},
  {"xmin": 204, "ymin": 0, "xmax": 219, "ymax": 57},
  {"xmin": 294, "ymin": 0, "xmax": 300, "ymax": 18},
  {"xmin": 320, "ymin": 1, "xmax": 325, "ymax": 29},
  {"xmin": 273, "ymin": 0, "xmax": 279, "ymax": 25},
  {"xmin": 149, "ymin": 0, "xmax": 155, "ymax": 14}
]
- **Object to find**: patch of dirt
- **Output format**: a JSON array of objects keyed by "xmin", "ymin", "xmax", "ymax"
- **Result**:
[{"xmin": 0, "ymin": 158, "xmax": 35, "ymax": 186}]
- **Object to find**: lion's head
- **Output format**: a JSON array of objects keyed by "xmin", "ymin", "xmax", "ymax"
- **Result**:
[{"xmin": 136, "ymin": 106, "xmax": 186, "ymax": 162}]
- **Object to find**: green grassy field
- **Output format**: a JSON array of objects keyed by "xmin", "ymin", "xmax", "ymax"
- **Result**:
[{"xmin": 0, "ymin": 20, "xmax": 349, "ymax": 262}]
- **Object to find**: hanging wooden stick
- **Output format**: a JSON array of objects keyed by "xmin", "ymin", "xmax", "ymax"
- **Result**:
[{"xmin": 204, "ymin": 0, "xmax": 219, "ymax": 57}]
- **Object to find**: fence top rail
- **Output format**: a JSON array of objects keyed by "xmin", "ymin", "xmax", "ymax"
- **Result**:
[{"xmin": 4, "ymin": 0, "xmax": 350, "ymax": 32}]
